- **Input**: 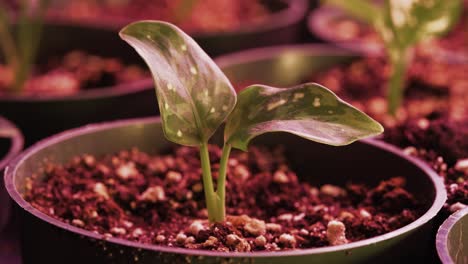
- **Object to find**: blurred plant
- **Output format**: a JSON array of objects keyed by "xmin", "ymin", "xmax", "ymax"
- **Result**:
[
  {"xmin": 172, "ymin": 0, "xmax": 198, "ymax": 24},
  {"xmin": 120, "ymin": 21, "xmax": 383, "ymax": 222},
  {"xmin": 0, "ymin": 0, "xmax": 49, "ymax": 93},
  {"xmin": 323, "ymin": 0, "xmax": 462, "ymax": 115}
]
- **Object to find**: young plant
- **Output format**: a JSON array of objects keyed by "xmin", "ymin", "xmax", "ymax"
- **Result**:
[
  {"xmin": 323, "ymin": 0, "xmax": 462, "ymax": 115},
  {"xmin": 120, "ymin": 21, "xmax": 384, "ymax": 223},
  {"xmin": 0, "ymin": 0, "xmax": 48, "ymax": 92}
]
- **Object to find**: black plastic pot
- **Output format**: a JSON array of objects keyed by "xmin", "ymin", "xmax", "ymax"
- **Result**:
[
  {"xmin": 0, "ymin": 22, "xmax": 155, "ymax": 146},
  {"xmin": 436, "ymin": 207, "xmax": 468, "ymax": 264},
  {"xmin": 0, "ymin": 117, "xmax": 23, "ymax": 231},
  {"xmin": 5, "ymin": 117, "xmax": 445, "ymax": 263},
  {"xmin": 47, "ymin": 0, "xmax": 309, "ymax": 56}
]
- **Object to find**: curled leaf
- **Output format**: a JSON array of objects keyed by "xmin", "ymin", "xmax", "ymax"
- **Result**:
[
  {"xmin": 120, "ymin": 21, "xmax": 236, "ymax": 146},
  {"xmin": 225, "ymin": 83, "xmax": 384, "ymax": 151}
]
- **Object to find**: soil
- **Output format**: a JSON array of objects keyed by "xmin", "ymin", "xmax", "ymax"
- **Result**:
[
  {"xmin": 0, "ymin": 51, "xmax": 149, "ymax": 97},
  {"xmin": 325, "ymin": 1, "xmax": 468, "ymax": 58},
  {"xmin": 45, "ymin": 0, "xmax": 269, "ymax": 34},
  {"xmin": 306, "ymin": 56, "xmax": 468, "ymax": 214},
  {"xmin": 233, "ymin": 54, "xmax": 468, "ymax": 215},
  {"xmin": 25, "ymin": 145, "xmax": 421, "ymax": 252}
]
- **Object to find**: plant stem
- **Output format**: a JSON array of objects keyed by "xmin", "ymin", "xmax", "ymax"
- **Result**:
[
  {"xmin": 12, "ymin": 0, "xmax": 48, "ymax": 92},
  {"xmin": 0, "ymin": 8, "xmax": 18, "ymax": 74},
  {"xmin": 388, "ymin": 48, "xmax": 409, "ymax": 116},
  {"xmin": 199, "ymin": 142, "xmax": 223, "ymax": 222},
  {"xmin": 216, "ymin": 143, "xmax": 231, "ymax": 222}
]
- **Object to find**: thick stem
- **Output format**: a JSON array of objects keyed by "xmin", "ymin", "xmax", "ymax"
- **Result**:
[
  {"xmin": 216, "ymin": 143, "xmax": 231, "ymax": 222},
  {"xmin": 199, "ymin": 142, "xmax": 223, "ymax": 222},
  {"xmin": 388, "ymin": 49, "xmax": 410, "ymax": 116}
]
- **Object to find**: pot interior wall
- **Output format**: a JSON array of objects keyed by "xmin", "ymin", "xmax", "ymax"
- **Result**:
[
  {"xmin": 0, "ymin": 23, "xmax": 145, "ymax": 66},
  {"xmin": 447, "ymin": 213, "xmax": 468, "ymax": 263},
  {"xmin": 0, "ymin": 138, "xmax": 10, "ymax": 165},
  {"xmin": 219, "ymin": 48, "xmax": 357, "ymax": 87}
]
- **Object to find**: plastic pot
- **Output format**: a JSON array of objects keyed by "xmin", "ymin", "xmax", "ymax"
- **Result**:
[
  {"xmin": 0, "ymin": 117, "xmax": 23, "ymax": 232},
  {"xmin": 47, "ymin": 0, "xmax": 309, "ymax": 56},
  {"xmin": 436, "ymin": 207, "xmax": 468, "ymax": 264},
  {"xmin": 0, "ymin": 22, "xmax": 155, "ymax": 146},
  {"xmin": 5, "ymin": 117, "xmax": 445, "ymax": 263}
]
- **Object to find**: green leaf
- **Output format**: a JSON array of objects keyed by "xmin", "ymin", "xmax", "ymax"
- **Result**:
[
  {"xmin": 376, "ymin": 0, "xmax": 462, "ymax": 51},
  {"xmin": 225, "ymin": 83, "xmax": 384, "ymax": 151},
  {"xmin": 120, "ymin": 21, "xmax": 236, "ymax": 146},
  {"xmin": 323, "ymin": 0, "xmax": 381, "ymax": 25}
]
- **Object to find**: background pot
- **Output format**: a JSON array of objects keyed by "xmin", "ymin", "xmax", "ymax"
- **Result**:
[
  {"xmin": 0, "ymin": 116, "xmax": 23, "ymax": 232},
  {"xmin": 307, "ymin": 7, "xmax": 383, "ymax": 56},
  {"xmin": 5, "ymin": 117, "xmax": 445, "ymax": 263},
  {"xmin": 0, "ymin": 22, "xmax": 155, "ymax": 147},
  {"xmin": 215, "ymin": 44, "xmax": 358, "ymax": 88},
  {"xmin": 436, "ymin": 207, "xmax": 468, "ymax": 264},
  {"xmin": 307, "ymin": 6, "xmax": 468, "ymax": 63},
  {"xmin": 47, "ymin": 0, "xmax": 309, "ymax": 56}
]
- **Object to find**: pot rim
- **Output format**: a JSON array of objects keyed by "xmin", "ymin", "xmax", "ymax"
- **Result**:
[
  {"xmin": 0, "ymin": 116, "xmax": 24, "ymax": 170},
  {"xmin": 436, "ymin": 207, "xmax": 468, "ymax": 264},
  {"xmin": 0, "ymin": 78, "xmax": 154, "ymax": 102},
  {"xmin": 215, "ymin": 43, "xmax": 361, "ymax": 68},
  {"xmin": 46, "ymin": 0, "xmax": 308, "ymax": 37},
  {"xmin": 0, "ymin": 22, "xmax": 154, "ymax": 103},
  {"xmin": 4, "ymin": 117, "xmax": 446, "ymax": 258}
]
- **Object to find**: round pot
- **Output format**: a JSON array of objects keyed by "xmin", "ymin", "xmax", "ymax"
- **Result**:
[
  {"xmin": 215, "ymin": 44, "xmax": 359, "ymax": 88},
  {"xmin": 0, "ymin": 116, "xmax": 23, "ymax": 231},
  {"xmin": 307, "ymin": 7, "xmax": 383, "ymax": 56},
  {"xmin": 0, "ymin": 22, "xmax": 155, "ymax": 146},
  {"xmin": 47, "ymin": 0, "xmax": 309, "ymax": 56},
  {"xmin": 5, "ymin": 117, "xmax": 445, "ymax": 263},
  {"xmin": 436, "ymin": 207, "xmax": 468, "ymax": 264}
]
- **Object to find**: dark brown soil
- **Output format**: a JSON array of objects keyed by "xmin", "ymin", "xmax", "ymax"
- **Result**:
[
  {"xmin": 0, "ymin": 50, "xmax": 149, "ymax": 97},
  {"xmin": 25, "ymin": 145, "xmax": 421, "ymax": 252},
  {"xmin": 384, "ymin": 116, "xmax": 468, "ymax": 214},
  {"xmin": 308, "ymin": 57, "xmax": 468, "ymax": 214},
  {"xmin": 46, "ymin": 0, "xmax": 269, "ymax": 33}
]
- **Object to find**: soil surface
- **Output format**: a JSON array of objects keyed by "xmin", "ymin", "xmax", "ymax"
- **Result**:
[
  {"xmin": 0, "ymin": 50, "xmax": 149, "ymax": 97},
  {"xmin": 307, "ymin": 57, "xmax": 468, "ymax": 214},
  {"xmin": 25, "ymin": 145, "xmax": 421, "ymax": 252},
  {"xmin": 45, "ymin": 0, "xmax": 269, "ymax": 33}
]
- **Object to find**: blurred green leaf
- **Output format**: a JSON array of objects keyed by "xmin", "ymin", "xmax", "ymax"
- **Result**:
[
  {"xmin": 323, "ymin": 0, "xmax": 381, "ymax": 25},
  {"xmin": 377, "ymin": 0, "xmax": 462, "ymax": 51},
  {"xmin": 225, "ymin": 83, "xmax": 384, "ymax": 151},
  {"xmin": 376, "ymin": 0, "xmax": 462, "ymax": 114},
  {"xmin": 13, "ymin": 0, "xmax": 49, "ymax": 91},
  {"xmin": 120, "ymin": 21, "xmax": 236, "ymax": 146}
]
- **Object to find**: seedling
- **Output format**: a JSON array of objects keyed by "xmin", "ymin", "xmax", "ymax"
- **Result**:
[
  {"xmin": 120, "ymin": 21, "xmax": 383, "ymax": 222},
  {"xmin": 0, "ymin": 0, "xmax": 48, "ymax": 92},
  {"xmin": 324, "ymin": 0, "xmax": 462, "ymax": 115}
]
